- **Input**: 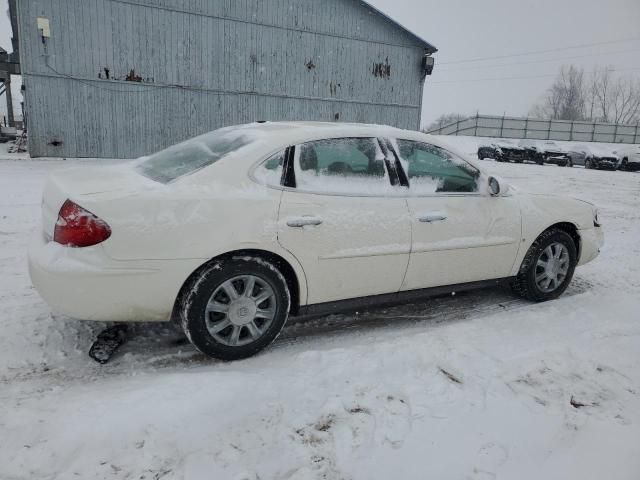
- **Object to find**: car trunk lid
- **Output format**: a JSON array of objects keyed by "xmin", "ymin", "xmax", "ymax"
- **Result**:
[{"xmin": 40, "ymin": 164, "xmax": 154, "ymax": 240}]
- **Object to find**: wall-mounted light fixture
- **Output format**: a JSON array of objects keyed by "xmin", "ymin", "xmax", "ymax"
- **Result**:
[
  {"xmin": 37, "ymin": 17, "xmax": 50, "ymax": 44},
  {"xmin": 422, "ymin": 54, "xmax": 435, "ymax": 78}
]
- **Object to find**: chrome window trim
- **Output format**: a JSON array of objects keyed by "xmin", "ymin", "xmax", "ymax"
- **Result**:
[
  {"xmin": 283, "ymin": 137, "xmax": 401, "ymax": 198},
  {"xmin": 249, "ymin": 136, "xmax": 490, "ymax": 199},
  {"xmin": 390, "ymin": 137, "xmax": 483, "ymax": 197}
]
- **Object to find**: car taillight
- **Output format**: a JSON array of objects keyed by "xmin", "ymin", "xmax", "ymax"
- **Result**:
[{"xmin": 53, "ymin": 199, "xmax": 112, "ymax": 247}]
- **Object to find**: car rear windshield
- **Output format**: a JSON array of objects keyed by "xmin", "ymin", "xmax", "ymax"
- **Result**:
[{"xmin": 136, "ymin": 129, "xmax": 254, "ymax": 183}]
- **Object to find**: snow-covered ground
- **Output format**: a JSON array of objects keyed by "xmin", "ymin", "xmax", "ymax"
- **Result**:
[{"xmin": 1, "ymin": 139, "xmax": 640, "ymax": 480}]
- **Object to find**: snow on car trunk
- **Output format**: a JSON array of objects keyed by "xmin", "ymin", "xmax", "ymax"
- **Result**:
[{"xmin": 40, "ymin": 164, "xmax": 155, "ymax": 240}]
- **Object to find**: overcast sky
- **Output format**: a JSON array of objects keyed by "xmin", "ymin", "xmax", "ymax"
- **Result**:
[
  {"xmin": 368, "ymin": 0, "xmax": 640, "ymax": 128},
  {"xmin": 2, "ymin": 0, "xmax": 640, "ymax": 126}
]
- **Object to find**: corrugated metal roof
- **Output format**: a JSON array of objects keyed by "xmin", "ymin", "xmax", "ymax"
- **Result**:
[{"xmin": 359, "ymin": 1, "xmax": 438, "ymax": 53}]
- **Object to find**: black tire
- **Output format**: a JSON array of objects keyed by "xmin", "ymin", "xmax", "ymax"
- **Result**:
[
  {"xmin": 511, "ymin": 228, "xmax": 577, "ymax": 302},
  {"xmin": 620, "ymin": 158, "xmax": 628, "ymax": 171},
  {"xmin": 179, "ymin": 256, "xmax": 290, "ymax": 360},
  {"xmin": 585, "ymin": 159, "xmax": 592, "ymax": 169}
]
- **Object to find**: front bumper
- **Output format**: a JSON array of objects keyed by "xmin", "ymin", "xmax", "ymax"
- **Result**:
[
  {"xmin": 577, "ymin": 226, "xmax": 604, "ymax": 266},
  {"xmin": 594, "ymin": 159, "xmax": 618, "ymax": 170},
  {"xmin": 28, "ymin": 235, "xmax": 203, "ymax": 322},
  {"xmin": 545, "ymin": 156, "xmax": 569, "ymax": 166}
]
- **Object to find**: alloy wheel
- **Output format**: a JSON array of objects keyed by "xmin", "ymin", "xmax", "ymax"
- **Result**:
[
  {"xmin": 535, "ymin": 242, "xmax": 570, "ymax": 293},
  {"xmin": 205, "ymin": 275, "xmax": 277, "ymax": 346}
]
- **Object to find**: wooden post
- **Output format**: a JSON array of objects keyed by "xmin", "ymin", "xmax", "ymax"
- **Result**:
[
  {"xmin": 613, "ymin": 123, "xmax": 619, "ymax": 143},
  {"xmin": 474, "ymin": 112, "xmax": 479, "ymax": 137},
  {"xmin": 635, "ymin": 122, "xmax": 639, "ymax": 144},
  {"xmin": 524, "ymin": 117, "xmax": 529, "ymax": 139},
  {"xmin": 591, "ymin": 121, "xmax": 596, "ymax": 142},
  {"xmin": 500, "ymin": 114, "xmax": 505, "ymax": 138},
  {"xmin": 547, "ymin": 119, "xmax": 552, "ymax": 140}
]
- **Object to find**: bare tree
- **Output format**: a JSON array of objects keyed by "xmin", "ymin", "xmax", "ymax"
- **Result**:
[
  {"xmin": 610, "ymin": 76, "xmax": 640, "ymax": 124},
  {"xmin": 532, "ymin": 65, "xmax": 586, "ymax": 120},
  {"xmin": 589, "ymin": 67, "xmax": 614, "ymax": 122},
  {"xmin": 537, "ymin": 65, "xmax": 640, "ymax": 125}
]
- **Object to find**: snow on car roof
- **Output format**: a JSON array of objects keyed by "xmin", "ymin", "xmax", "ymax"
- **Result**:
[
  {"xmin": 200, "ymin": 121, "xmax": 445, "ymax": 149},
  {"xmin": 225, "ymin": 120, "xmax": 406, "ymax": 135},
  {"xmin": 145, "ymin": 122, "xmax": 478, "ymax": 185}
]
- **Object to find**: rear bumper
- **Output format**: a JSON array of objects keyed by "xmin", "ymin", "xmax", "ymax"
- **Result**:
[
  {"xmin": 28, "ymin": 235, "xmax": 203, "ymax": 322},
  {"xmin": 578, "ymin": 226, "xmax": 604, "ymax": 266}
]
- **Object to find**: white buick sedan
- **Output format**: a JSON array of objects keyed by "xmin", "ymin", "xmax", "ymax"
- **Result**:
[{"xmin": 29, "ymin": 122, "xmax": 604, "ymax": 360}]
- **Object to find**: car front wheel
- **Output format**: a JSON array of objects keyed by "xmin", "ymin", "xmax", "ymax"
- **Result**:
[
  {"xmin": 511, "ymin": 228, "xmax": 577, "ymax": 302},
  {"xmin": 179, "ymin": 257, "xmax": 290, "ymax": 360}
]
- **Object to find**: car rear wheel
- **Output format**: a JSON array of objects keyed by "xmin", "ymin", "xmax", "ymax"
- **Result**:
[
  {"xmin": 620, "ymin": 158, "xmax": 628, "ymax": 171},
  {"xmin": 179, "ymin": 257, "xmax": 290, "ymax": 360},
  {"xmin": 511, "ymin": 228, "xmax": 577, "ymax": 302},
  {"xmin": 585, "ymin": 159, "xmax": 592, "ymax": 169}
]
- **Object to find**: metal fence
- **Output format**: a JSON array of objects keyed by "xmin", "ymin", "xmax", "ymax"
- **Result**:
[{"xmin": 427, "ymin": 114, "xmax": 640, "ymax": 144}]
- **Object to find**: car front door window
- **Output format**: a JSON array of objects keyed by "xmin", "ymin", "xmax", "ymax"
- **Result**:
[{"xmin": 395, "ymin": 140, "xmax": 479, "ymax": 194}]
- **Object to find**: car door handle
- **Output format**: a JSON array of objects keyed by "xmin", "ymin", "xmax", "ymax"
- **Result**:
[
  {"xmin": 418, "ymin": 213, "xmax": 447, "ymax": 223},
  {"xmin": 286, "ymin": 216, "xmax": 323, "ymax": 228}
]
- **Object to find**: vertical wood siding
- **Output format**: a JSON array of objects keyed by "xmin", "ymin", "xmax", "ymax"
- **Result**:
[{"xmin": 18, "ymin": 0, "xmax": 428, "ymax": 158}]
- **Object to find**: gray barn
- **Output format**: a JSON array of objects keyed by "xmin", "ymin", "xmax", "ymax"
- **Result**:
[{"xmin": 16, "ymin": 0, "xmax": 437, "ymax": 158}]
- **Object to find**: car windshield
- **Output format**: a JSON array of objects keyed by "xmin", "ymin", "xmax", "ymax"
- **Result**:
[{"xmin": 136, "ymin": 129, "xmax": 255, "ymax": 183}]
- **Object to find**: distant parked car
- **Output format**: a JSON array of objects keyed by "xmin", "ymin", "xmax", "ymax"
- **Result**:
[
  {"xmin": 616, "ymin": 145, "xmax": 640, "ymax": 171},
  {"xmin": 582, "ymin": 144, "xmax": 621, "ymax": 170},
  {"xmin": 567, "ymin": 144, "xmax": 620, "ymax": 170},
  {"xmin": 566, "ymin": 145, "xmax": 591, "ymax": 167},
  {"xmin": 518, "ymin": 140, "xmax": 545, "ymax": 165},
  {"xmin": 478, "ymin": 140, "xmax": 526, "ymax": 163},
  {"xmin": 477, "ymin": 143, "xmax": 501, "ymax": 161},
  {"xmin": 0, "ymin": 126, "xmax": 17, "ymax": 143},
  {"xmin": 538, "ymin": 141, "xmax": 571, "ymax": 167}
]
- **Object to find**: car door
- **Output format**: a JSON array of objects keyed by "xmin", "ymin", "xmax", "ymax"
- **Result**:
[
  {"xmin": 391, "ymin": 139, "xmax": 522, "ymax": 291},
  {"xmin": 276, "ymin": 137, "xmax": 411, "ymax": 305}
]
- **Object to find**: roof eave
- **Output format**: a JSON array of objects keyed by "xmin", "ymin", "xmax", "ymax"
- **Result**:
[{"xmin": 359, "ymin": 1, "xmax": 438, "ymax": 53}]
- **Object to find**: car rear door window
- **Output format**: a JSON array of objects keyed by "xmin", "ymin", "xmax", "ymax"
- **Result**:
[
  {"xmin": 395, "ymin": 140, "xmax": 479, "ymax": 194},
  {"xmin": 293, "ymin": 138, "xmax": 392, "ymax": 195}
]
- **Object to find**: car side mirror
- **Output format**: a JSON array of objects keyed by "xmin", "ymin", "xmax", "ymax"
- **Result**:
[{"xmin": 488, "ymin": 176, "xmax": 501, "ymax": 196}]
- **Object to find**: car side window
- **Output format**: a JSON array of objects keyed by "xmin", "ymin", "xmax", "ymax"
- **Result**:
[
  {"xmin": 395, "ymin": 140, "xmax": 479, "ymax": 194},
  {"xmin": 253, "ymin": 150, "xmax": 285, "ymax": 187},
  {"xmin": 293, "ymin": 138, "xmax": 391, "ymax": 195}
]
